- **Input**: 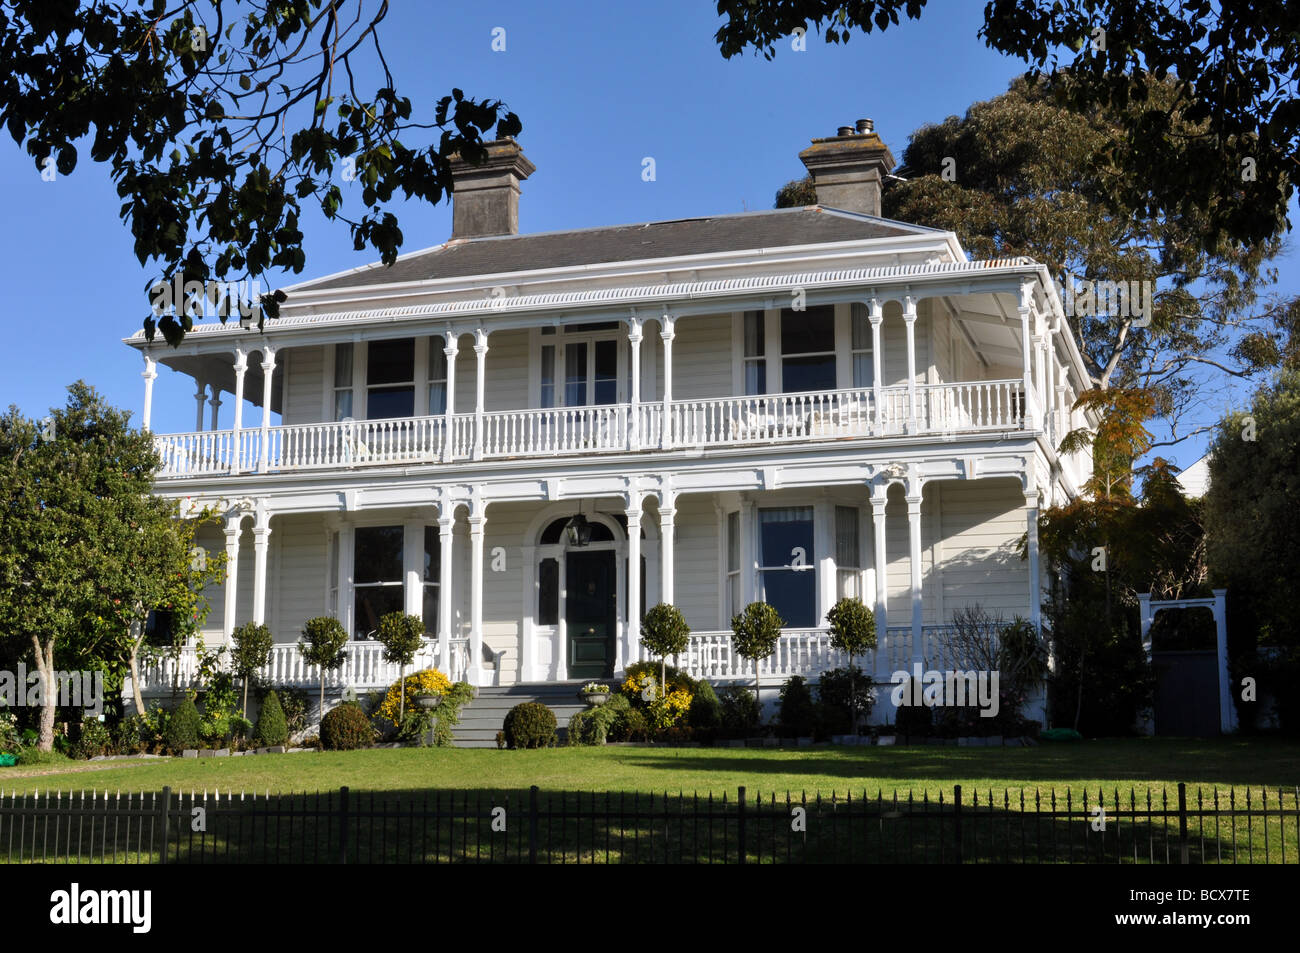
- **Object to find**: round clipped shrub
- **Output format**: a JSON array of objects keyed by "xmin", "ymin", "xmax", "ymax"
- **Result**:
[
  {"xmin": 610, "ymin": 706, "xmax": 649, "ymax": 742},
  {"xmin": 165, "ymin": 697, "xmax": 202, "ymax": 751},
  {"xmin": 320, "ymin": 701, "xmax": 375, "ymax": 751},
  {"xmin": 256, "ymin": 690, "xmax": 289, "ymax": 746},
  {"xmin": 567, "ymin": 693, "xmax": 630, "ymax": 746},
  {"xmin": 503, "ymin": 702, "xmax": 557, "ymax": 749}
]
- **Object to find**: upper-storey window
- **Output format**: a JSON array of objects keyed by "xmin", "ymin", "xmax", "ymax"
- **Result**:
[
  {"xmin": 539, "ymin": 327, "xmax": 622, "ymax": 408},
  {"xmin": 333, "ymin": 343, "xmax": 354, "ymax": 420},
  {"xmin": 742, "ymin": 311, "xmax": 766, "ymax": 395},
  {"xmin": 780, "ymin": 305, "xmax": 836, "ymax": 393},
  {"xmin": 850, "ymin": 304, "xmax": 874, "ymax": 388},
  {"xmin": 428, "ymin": 336, "xmax": 448, "ymax": 415},
  {"xmin": 367, "ymin": 338, "xmax": 415, "ymax": 419}
]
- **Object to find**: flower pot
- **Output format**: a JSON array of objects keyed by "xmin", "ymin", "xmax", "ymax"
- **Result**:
[
  {"xmin": 413, "ymin": 694, "xmax": 442, "ymax": 710},
  {"xmin": 582, "ymin": 692, "xmax": 610, "ymax": 707}
]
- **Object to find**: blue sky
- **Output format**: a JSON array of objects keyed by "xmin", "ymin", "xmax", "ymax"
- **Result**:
[{"xmin": 0, "ymin": 0, "xmax": 1294, "ymax": 470}]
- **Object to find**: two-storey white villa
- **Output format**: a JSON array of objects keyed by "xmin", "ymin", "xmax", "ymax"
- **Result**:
[{"xmin": 129, "ymin": 121, "xmax": 1093, "ymax": 720}]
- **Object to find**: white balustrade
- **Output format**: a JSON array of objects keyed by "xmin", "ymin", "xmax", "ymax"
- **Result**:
[
  {"xmin": 152, "ymin": 380, "xmax": 1027, "ymax": 478},
  {"xmin": 136, "ymin": 639, "xmax": 470, "ymax": 696}
]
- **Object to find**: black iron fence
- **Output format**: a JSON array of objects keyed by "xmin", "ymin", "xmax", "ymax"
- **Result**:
[{"xmin": 1, "ymin": 783, "xmax": 1297, "ymax": 863}]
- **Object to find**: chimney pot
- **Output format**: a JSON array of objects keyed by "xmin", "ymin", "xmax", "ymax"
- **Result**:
[{"xmin": 798, "ymin": 122, "xmax": 896, "ymax": 216}]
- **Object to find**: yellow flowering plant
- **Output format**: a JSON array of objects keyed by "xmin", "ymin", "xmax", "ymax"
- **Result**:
[
  {"xmin": 620, "ymin": 663, "xmax": 694, "ymax": 730},
  {"xmin": 376, "ymin": 668, "xmax": 452, "ymax": 725}
]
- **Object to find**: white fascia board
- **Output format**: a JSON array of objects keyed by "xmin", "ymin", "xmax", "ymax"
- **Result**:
[
  {"xmin": 277, "ymin": 234, "xmax": 960, "ymax": 311},
  {"xmin": 124, "ymin": 258, "xmax": 1042, "ymax": 353}
]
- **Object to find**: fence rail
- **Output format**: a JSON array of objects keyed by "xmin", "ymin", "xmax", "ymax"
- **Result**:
[{"xmin": 2, "ymin": 783, "xmax": 1295, "ymax": 864}]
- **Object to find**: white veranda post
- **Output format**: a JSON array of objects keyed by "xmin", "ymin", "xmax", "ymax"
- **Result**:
[
  {"xmin": 141, "ymin": 354, "xmax": 157, "ymax": 431},
  {"xmin": 251, "ymin": 506, "xmax": 272, "ymax": 626},
  {"xmin": 222, "ymin": 515, "xmax": 241, "ymax": 640}
]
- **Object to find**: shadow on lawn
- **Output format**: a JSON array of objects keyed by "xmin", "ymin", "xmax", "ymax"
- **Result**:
[
  {"xmin": 3, "ymin": 782, "xmax": 1296, "ymax": 865},
  {"xmin": 607, "ymin": 737, "xmax": 1300, "ymax": 789}
]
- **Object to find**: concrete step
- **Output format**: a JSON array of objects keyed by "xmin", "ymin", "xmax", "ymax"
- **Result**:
[{"xmin": 452, "ymin": 681, "xmax": 603, "ymax": 747}]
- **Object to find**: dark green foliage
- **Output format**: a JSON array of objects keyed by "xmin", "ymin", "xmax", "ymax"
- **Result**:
[
  {"xmin": 1205, "ymin": 371, "xmax": 1300, "ymax": 733},
  {"xmin": 825, "ymin": 598, "xmax": 877, "ymax": 665},
  {"xmin": 775, "ymin": 175, "xmax": 817, "ymax": 209},
  {"xmin": 398, "ymin": 681, "xmax": 475, "ymax": 747},
  {"xmin": 72, "ymin": 718, "xmax": 112, "ymax": 760},
  {"xmin": 567, "ymin": 694, "xmax": 630, "ymax": 746},
  {"xmin": 164, "ymin": 697, "xmax": 201, "ymax": 751},
  {"xmin": 609, "ymin": 706, "xmax": 649, "ymax": 743},
  {"xmin": 720, "ymin": 687, "xmax": 760, "ymax": 733},
  {"xmin": 261, "ymin": 686, "xmax": 310, "ymax": 737},
  {"xmin": 231, "ymin": 622, "xmax": 273, "ymax": 714},
  {"xmin": 255, "ymin": 690, "xmax": 288, "ymax": 747},
  {"xmin": 320, "ymin": 702, "xmax": 375, "ymax": 751},
  {"xmin": 0, "ymin": 2, "xmax": 523, "ymax": 344},
  {"xmin": 893, "ymin": 701, "xmax": 932, "ymax": 740},
  {"xmin": 503, "ymin": 702, "xmax": 557, "ymax": 749},
  {"xmin": 641, "ymin": 603, "xmax": 691, "ymax": 686},
  {"xmin": 375, "ymin": 611, "xmax": 425, "ymax": 721},
  {"xmin": 299, "ymin": 616, "xmax": 349, "ymax": 723},
  {"xmin": 725, "ymin": 1, "xmax": 1296, "ymax": 256},
  {"xmin": 778, "ymin": 676, "xmax": 817, "ymax": 738},
  {"xmin": 689, "ymin": 679, "xmax": 723, "ymax": 732},
  {"xmin": 818, "ymin": 667, "xmax": 875, "ymax": 735}
]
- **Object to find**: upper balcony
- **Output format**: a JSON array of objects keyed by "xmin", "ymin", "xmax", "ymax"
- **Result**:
[{"xmin": 152, "ymin": 378, "xmax": 1031, "ymax": 478}]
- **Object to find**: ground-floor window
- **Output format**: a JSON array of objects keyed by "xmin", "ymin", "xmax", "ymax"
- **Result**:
[
  {"xmin": 757, "ymin": 506, "xmax": 817, "ymax": 627},
  {"xmin": 353, "ymin": 525, "xmax": 404, "ymax": 639},
  {"xmin": 726, "ymin": 510, "xmax": 741, "ymax": 619},
  {"xmin": 538, "ymin": 557, "xmax": 559, "ymax": 625}
]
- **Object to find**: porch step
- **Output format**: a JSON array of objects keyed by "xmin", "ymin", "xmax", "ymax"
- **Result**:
[{"xmin": 452, "ymin": 682, "xmax": 593, "ymax": 748}]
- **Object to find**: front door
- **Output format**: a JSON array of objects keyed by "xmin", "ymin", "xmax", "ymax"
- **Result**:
[{"xmin": 566, "ymin": 550, "xmax": 616, "ymax": 679}]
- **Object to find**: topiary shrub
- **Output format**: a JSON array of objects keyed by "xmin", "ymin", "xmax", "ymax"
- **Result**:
[
  {"xmin": 320, "ymin": 701, "xmax": 376, "ymax": 751},
  {"xmin": 164, "ymin": 697, "xmax": 202, "ymax": 751},
  {"xmin": 689, "ymin": 679, "xmax": 723, "ymax": 734},
  {"xmin": 256, "ymin": 690, "xmax": 289, "ymax": 747},
  {"xmin": 778, "ymin": 676, "xmax": 817, "ymax": 738},
  {"xmin": 503, "ymin": 702, "xmax": 557, "ymax": 749}
]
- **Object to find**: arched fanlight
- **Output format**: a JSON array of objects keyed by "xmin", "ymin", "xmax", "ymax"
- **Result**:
[{"xmin": 564, "ymin": 513, "xmax": 593, "ymax": 548}]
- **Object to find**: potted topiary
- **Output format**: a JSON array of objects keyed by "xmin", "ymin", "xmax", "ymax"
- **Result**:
[
  {"xmin": 579, "ymin": 682, "xmax": 611, "ymax": 706},
  {"xmin": 730, "ymin": 602, "xmax": 784, "ymax": 713},
  {"xmin": 825, "ymin": 597, "xmax": 877, "ymax": 736}
]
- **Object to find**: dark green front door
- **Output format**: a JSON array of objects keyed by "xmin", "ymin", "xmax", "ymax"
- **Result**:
[{"xmin": 566, "ymin": 550, "xmax": 616, "ymax": 679}]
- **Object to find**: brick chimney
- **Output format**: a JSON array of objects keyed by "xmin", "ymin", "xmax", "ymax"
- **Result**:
[
  {"xmin": 798, "ymin": 119, "xmax": 896, "ymax": 216},
  {"xmin": 448, "ymin": 138, "xmax": 536, "ymax": 239}
]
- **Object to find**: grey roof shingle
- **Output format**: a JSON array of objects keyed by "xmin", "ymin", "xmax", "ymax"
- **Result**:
[{"xmin": 295, "ymin": 207, "xmax": 931, "ymax": 292}]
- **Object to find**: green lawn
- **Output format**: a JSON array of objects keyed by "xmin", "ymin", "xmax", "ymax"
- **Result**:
[
  {"xmin": 3, "ymin": 739, "xmax": 1296, "ymax": 863},
  {"xmin": 3, "ymin": 737, "xmax": 1298, "ymax": 799}
]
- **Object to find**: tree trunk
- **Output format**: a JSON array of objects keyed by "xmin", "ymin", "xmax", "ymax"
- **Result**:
[
  {"xmin": 32, "ymin": 636, "xmax": 56, "ymax": 752},
  {"xmin": 399, "ymin": 663, "xmax": 406, "ymax": 723},
  {"xmin": 127, "ymin": 619, "xmax": 147, "ymax": 718},
  {"xmin": 848, "ymin": 652, "xmax": 856, "ymax": 734},
  {"xmin": 242, "ymin": 677, "xmax": 249, "ymax": 718},
  {"xmin": 319, "ymin": 672, "xmax": 325, "ymax": 728}
]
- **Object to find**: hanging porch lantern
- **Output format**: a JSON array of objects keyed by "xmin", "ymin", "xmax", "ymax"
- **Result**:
[{"xmin": 564, "ymin": 513, "xmax": 593, "ymax": 547}]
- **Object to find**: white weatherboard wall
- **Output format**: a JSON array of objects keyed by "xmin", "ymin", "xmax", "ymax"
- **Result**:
[
  {"xmin": 272, "ymin": 513, "xmax": 328, "ymax": 641},
  {"xmin": 281, "ymin": 344, "xmax": 324, "ymax": 426},
  {"xmin": 670, "ymin": 495, "xmax": 721, "ymax": 633},
  {"xmin": 937, "ymin": 478, "xmax": 1033, "ymax": 619}
]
